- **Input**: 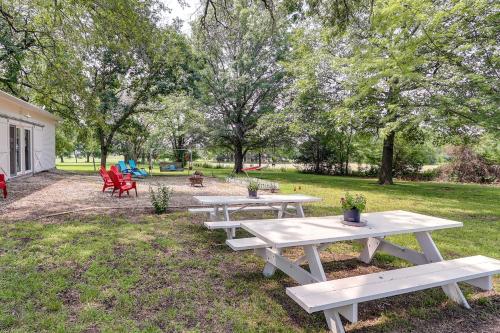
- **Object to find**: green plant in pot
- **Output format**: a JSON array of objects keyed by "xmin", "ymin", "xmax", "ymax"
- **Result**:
[
  {"xmin": 340, "ymin": 192, "xmax": 366, "ymax": 222},
  {"xmin": 247, "ymin": 180, "xmax": 260, "ymax": 198}
]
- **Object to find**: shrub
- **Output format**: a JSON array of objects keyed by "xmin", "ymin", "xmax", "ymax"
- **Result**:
[
  {"xmin": 149, "ymin": 184, "xmax": 173, "ymax": 214},
  {"xmin": 439, "ymin": 146, "xmax": 499, "ymax": 183}
]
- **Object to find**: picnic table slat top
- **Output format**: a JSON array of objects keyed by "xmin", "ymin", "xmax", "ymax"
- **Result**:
[
  {"xmin": 193, "ymin": 194, "xmax": 321, "ymax": 205},
  {"xmin": 240, "ymin": 210, "xmax": 463, "ymax": 248}
]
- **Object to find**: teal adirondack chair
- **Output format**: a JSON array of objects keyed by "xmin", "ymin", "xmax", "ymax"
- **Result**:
[{"xmin": 128, "ymin": 160, "xmax": 148, "ymax": 177}]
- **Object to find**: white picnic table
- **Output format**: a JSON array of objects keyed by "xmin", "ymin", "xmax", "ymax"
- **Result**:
[
  {"xmin": 238, "ymin": 210, "xmax": 476, "ymax": 332},
  {"xmin": 193, "ymin": 194, "xmax": 321, "ymax": 239}
]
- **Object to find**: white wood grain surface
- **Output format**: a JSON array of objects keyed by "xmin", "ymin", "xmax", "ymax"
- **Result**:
[{"xmin": 241, "ymin": 210, "xmax": 463, "ymax": 248}]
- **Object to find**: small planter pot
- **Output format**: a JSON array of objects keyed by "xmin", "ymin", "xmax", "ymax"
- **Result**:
[
  {"xmin": 248, "ymin": 189, "xmax": 258, "ymax": 198},
  {"xmin": 343, "ymin": 209, "xmax": 361, "ymax": 223}
]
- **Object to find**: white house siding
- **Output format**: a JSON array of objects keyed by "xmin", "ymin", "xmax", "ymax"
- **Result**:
[
  {"xmin": 0, "ymin": 118, "xmax": 8, "ymax": 175},
  {"xmin": 0, "ymin": 90, "xmax": 58, "ymax": 179},
  {"xmin": 33, "ymin": 124, "xmax": 56, "ymax": 173}
]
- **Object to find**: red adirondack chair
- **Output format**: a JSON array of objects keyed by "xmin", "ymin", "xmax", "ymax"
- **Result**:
[
  {"xmin": 99, "ymin": 166, "xmax": 115, "ymax": 192},
  {"xmin": 0, "ymin": 174, "xmax": 7, "ymax": 199},
  {"xmin": 110, "ymin": 165, "xmax": 132, "ymax": 182},
  {"xmin": 109, "ymin": 170, "xmax": 137, "ymax": 197}
]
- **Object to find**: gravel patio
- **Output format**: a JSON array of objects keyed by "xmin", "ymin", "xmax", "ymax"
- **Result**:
[{"xmin": 0, "ymin": 170, "xmax": 246, "ymax": 221}]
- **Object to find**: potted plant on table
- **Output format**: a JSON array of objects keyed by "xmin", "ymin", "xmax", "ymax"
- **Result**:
[
  {"xmin": 247, "ymin": 180, "xmax": 260, "ymax": 198},
  {"xmin": 340, "ymin": 192, "xmax": 366, "ymax": 222}
]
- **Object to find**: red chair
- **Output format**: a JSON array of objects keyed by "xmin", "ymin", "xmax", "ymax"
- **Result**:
[
  {"xmin": 110, "ymin": 165, "xmax": 132, "ymax": 182},
  {"xmin": 109, "ymin": 170, "xmax": 137, "ymax": 197},
  {"xmin": 0, "ymin": 174, "xmax": 7, "ymax": 199},
  {"xmin": 99, "ymin": 166, "xmax": 115, "ymax": 192}
]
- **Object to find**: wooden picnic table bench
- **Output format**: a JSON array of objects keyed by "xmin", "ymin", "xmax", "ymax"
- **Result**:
[{"xmin": 227, "ymin": 210, "xmax": 499, "ymax": 333}]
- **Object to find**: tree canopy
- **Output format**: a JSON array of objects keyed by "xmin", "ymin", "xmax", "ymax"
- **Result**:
[{"xmin": 1, "ymin": 0, "xmax": 497, "ymax": 181}]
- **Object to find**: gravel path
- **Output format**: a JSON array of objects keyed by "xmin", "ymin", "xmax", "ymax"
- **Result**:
[{"xmin": 0, "ymin": 170, "xmax": 246, "ymax": 221}]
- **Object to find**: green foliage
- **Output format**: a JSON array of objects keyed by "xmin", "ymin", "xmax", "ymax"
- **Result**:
[
  {"xmin": 247, "ymin": 180, "xmax": 260, "ymax": 192},
  {"xmin": 146, "ymin": 93, "xmax": 205, "ymax": 162},
  {"xmin": 55, "ymin": 121, "xmax": 76, "ymax": 161},
  {"xmin": 340, "ymin": 192, "xmax": 367, "ymax": 212},
  {"xmin": 1, "ymin": 0, "xmax": 199, "ymax": 166},
  {"xmin": 194, "ymin": 0, "xmax": 289, "ymax": 171},
  {"xmin": 393, "ymin": 135, "xmax": 438, "ymax": 179},
  {"xmin": 149, "ymin": 184, "xmax": 173, "ymax": 214}
]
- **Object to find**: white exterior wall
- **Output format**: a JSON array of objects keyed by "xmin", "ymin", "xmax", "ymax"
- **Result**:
[
  {"xmin": 0, "ymin": 91, "xmax": 58, "ymax": 179},
  {"xmin": 33, "ymin": 124, "xmax": 56, "ymax": 173},
  {"xmin": 0, "ymin": 118, "xmax": 8, "ymax": 176}
]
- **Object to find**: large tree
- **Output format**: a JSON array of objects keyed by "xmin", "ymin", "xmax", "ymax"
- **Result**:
[
  {"xmin": 319, "ymin": 0, "xmax": 498, "ymax": 184},
  {"xmin": 145, "ymin": 93, "xmax": 206, "ymax": 163},
  {"xmin": 194, "ymin": 0, "xmax": 289, "ymax": 172},
  {"xmin": 53, "ymin": 1, "xmax": 198, "ymax": 166},
  {"xmin": 1, "ymin": 0, "xmax": 198, "ymax": 166}
]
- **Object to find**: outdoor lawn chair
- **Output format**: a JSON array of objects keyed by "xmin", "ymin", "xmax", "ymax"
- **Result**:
[
  {"xmin": 109, "ymin": 169, "xmax": 137, "ymax": 197},
  {"xmin": 118, "ymin": 160, "xmax": 143, "ymax": 177},
  {"xmin": 99, "ymin": 166, "xmax": 115, "ymax": 192},
  {"xmin": 128, "ymin": 160, "xmax": 148, "ymax": 177},
  {"xmin": 117, "ymin": 161, "xmax": 133, "ymax": 175},
  {"xmin": 110, "ymin": 165, "xmax": 133, "ymax": 182},
  {"xmin": 0, "ymin": 173, "xmax": 7, "ymax": 199}
]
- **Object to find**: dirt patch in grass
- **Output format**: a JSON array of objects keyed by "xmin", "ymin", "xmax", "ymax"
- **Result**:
[{"xmin": 0, "ymin": 170, "xmax": 246, "ymax": 221}]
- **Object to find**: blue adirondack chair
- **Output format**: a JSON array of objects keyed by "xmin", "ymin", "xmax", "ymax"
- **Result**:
[
  {"xmin": 117, "ymin": 160, "xmax": 142, "ymax": 178},
  {"xmin": 128, "ymin": 160, "xmax": 148, "ymax": 177}
]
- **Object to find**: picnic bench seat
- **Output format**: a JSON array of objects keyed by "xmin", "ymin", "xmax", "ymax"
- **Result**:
[
  {"xmin": 226, "ymin": 237, "xmax": 269, "ymax": 251},
  {"xmin": 204, "ymin": 220, "xmax": 241, "ymax": 230},
  {"xmin": 189, "ymin": 205, "xmax": 296, "ymax": 215},
  {"xmin": 286, "ymin": 255, "xmax": 500, "ymax": 333}
]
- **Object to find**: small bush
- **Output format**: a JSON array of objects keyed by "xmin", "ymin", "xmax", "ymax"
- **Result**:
[
  {"xmin": 439, "ymin": 146, "xmax": 500, "ymax": 183},
  {"xmin": 149, "ymin": 184, "xmax": 173, "ymax": 214}
]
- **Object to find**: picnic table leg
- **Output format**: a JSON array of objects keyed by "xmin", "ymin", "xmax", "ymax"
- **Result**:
[
  {"xmin": 212, "ymin": 205, "xmax": 220, "ymax": 221},
  {"xmin": 222, "ymin": 205, "xmax": 236, "ymax": 239},
  {"xmin": 263, "ymin": 248, "xmax": 282, "ymax": 277},
  {"xmin": 358, "ymin": 237, "xmax": 382, "ymax": 264},
  {"xmin": 209, "ymin": 206, "xmax": 218, "ymax": 222},
  {"xmin": 303, "ymin": 245, "xmax": 347, "ymax": 333},
  {"xmin": 415, "ymin": 231, "xmax": 470, "ymax": 309},
  {"xmin": 296, "ymin": 203, "xmax": 305, "ymax": 218},
  {"xmin": 277, "ymin": 203, "xmax": 288, "ymax": 218}
]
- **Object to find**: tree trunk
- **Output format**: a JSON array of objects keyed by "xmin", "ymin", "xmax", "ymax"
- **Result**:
[
  {"xmin": 379, "ymin": 131, "xmax": 395, "ymax": 185},
  {"xmin": 60, "ymin": 156, "xmax": 64, "ymax": 163},
  {"xmin": 234, "ymin": 144, "xmax": 244, "ymax": 173},
  {"xmin": 314, "ymin": 142, "xmax": 320, "ymax": 174},
  {"xmin": 100, "ymin": 145, "xmax": 108, "ymax": 168},
  {"xmin": 74, "ymin": 151, "xmax": 78, "ymax": 163},
  {"xmin": 86, "ymin": 152, "xmax": 90, "ymax": 163},
  {"xmin": 258, "ymin": 152, "xmax": 262, "ymax": 166},
  {"xmin": 92, "ymin": 155, "xmax": 96, "ymax": 171}
]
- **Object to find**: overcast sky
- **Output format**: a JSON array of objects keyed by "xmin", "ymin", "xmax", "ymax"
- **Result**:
[{"xmin": 159, "ymin": 0, "xmax": 201, "ymax": 34}]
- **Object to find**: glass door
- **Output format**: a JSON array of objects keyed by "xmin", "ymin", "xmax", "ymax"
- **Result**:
[
  {"xmin": 9, "ymin": 125, "xmax": 16, "ymax": 176},
  {"xmin": 16, "ymin": 128, "xmax": 21, "ymax": 173},
  {"xmin": 24, "ymin": 129, "xmax": 32, "ymax": 172}
]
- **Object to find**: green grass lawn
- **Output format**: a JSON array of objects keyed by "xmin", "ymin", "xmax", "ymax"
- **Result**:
[{"xmin": 1, "ymin": 163, "xmax": 499, "ymax": 332}]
